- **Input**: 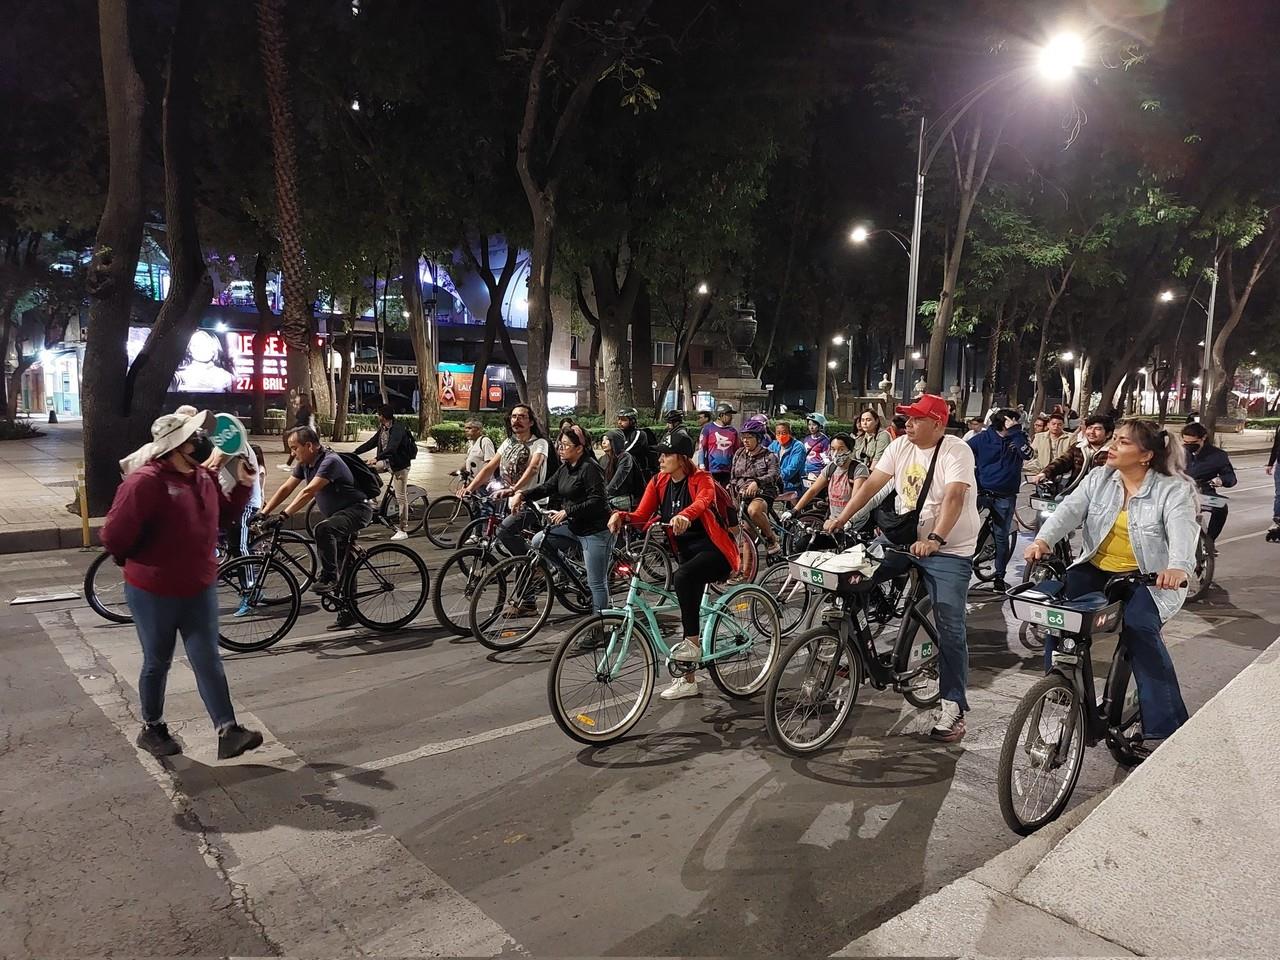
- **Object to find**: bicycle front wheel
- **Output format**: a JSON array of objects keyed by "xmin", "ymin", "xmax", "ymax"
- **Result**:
[
  {"xmin": 423, "ymin": 495, "xmax": 471, "ymax": 549},
  {"xmin": 547, "ymin": 613, "xmax": 656, "ymax": 744},
  {"xmin": 1185, "ymin": 533, "xmax": 1213, "ymax": 603},
  {"xmin": 85, "ymin": 551, "xmax": 132, "ymax": 624},
  {"xmin": 249, "ymin": 530, "xmax": 317, "ymax": 593},
  {"xmin": 765, "ymin": 627, "xmax": 861, "ymax": 755},
  {"xmin": 707, "ymin": 584, "xmax": 782, "ymax": 697},
  {"xmin": 754, "ymin": 561, "xmax": 811, "ymax": 638},
  {"xmin": 431, "ymin": 546, "xmax": 487, "ymax": 635},
  {"xmin": 216, "ymin": 556, "xmax": 301, "ymax": 652},
  {"xmin": 997, "ymin": 672, "xmax": 1086, "ymax": 834},
  {"xmin": 347, "ymin": 543, "xmax": 429, "ymax": 631},
  {"xmin": 1103, "ymin": 653, "xmax": 1145, "ymax": 767},
  {"xmin": 468, "ymin": 554, "xmax": 554, "ymax": 650}
]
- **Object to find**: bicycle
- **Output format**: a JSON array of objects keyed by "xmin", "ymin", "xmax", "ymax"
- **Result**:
[
  {"xmin": 430, "ymin": 494, "xmax": 520, "ymax": 635},
  {"xmin": 217, "ymin": 516, "xmax": 429, "ymax": 652},
  {"xmin": 466, "ymin": 510, "xmax": 672, "ymax": 651},
  {"xmin": 1184, "ymin": 491, "xmax": 1222, "ymax": 603},
  {"xmin": 247, "ymin": 527, "xmax": 317, "ymax": 593},
  {"xmin": 764, "ymin": 542, "xmax": 943, "ymax": 755},
  {"xmin": 996, "ymin": 572, "xmax": 1181, "ymax": 834},
  {"xmin": 304, "ymin": 476, "xmax": 429, "ymax": 540},
  {"xmin": 972, "ymin": 490, "xmax": 1020, "ymax": 585},
  {"xmin": 546, "ymin": 522, "xmax": 782, "ymax": 744},
  {"xmin": 1015, "ymin": 488, "xmax": 1075, "ymax": 651}
]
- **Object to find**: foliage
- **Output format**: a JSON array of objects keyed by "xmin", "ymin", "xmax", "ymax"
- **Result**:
[{"xmin": 0, "ymin": 419, "xmax": 42, "ymax": 441}]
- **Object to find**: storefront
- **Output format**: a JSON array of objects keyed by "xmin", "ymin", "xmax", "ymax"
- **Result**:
[{"xmin": 21, "ymin": 346, "xmax": 85, "ymax": 417}]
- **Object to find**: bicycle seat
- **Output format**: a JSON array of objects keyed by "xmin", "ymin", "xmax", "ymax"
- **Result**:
[{"xmin": 1054, "ymin": 591, "xmax": 1109, "ymax": 612}]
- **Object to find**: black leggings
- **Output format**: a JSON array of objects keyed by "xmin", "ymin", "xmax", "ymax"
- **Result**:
[
  {"xmin": 672, "ymin": 547, "xmax": 732, "ymax": 637},
  {"xmin": 1206, "ymin": 503, "xmax": 1227, "ymax": 540}
]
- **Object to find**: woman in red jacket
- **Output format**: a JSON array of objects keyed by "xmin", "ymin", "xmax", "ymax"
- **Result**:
[
  {"xmin": 101, "ymin": 409, "xmax": 263, "ymax": 761},
  {"xmin": 607, "ymin": 433, "xmax": 739, "ymax": 701}
]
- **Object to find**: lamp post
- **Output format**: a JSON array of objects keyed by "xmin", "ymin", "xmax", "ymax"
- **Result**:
[
  {"xmin": 1158, "ymin": 263, "xmax": 1218, "ymax": 417},
  {"xmin": 831, "ymin": 332, "xmax": 853, "ymax": 386}
]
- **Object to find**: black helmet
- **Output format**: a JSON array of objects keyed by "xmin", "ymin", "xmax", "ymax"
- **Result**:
[
  {"xmin": 716, "ymin": 402, "xmax": 736, "ymax": 415},
  {"xmin": 616, "ymin": 407, "xmax": 638, "ymax": 420},
  {"xmin": 663, "ymin": 409, "xmax": 684, "ymax": 424}
]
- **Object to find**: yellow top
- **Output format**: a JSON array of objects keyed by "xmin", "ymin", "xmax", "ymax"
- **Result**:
[{"xmin": 1095, "ymin": 509, "xmax": 1139, "ymax": 573}]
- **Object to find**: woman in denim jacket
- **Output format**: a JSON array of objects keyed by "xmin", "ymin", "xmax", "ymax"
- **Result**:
[{"xmin": 1026, "ymin": 418, "xmax": 1200, "ymax": 750}]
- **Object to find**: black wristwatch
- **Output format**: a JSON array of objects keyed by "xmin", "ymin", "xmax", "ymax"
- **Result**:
[{"xmin": 927, "ymin": 532, "xmax": 947, "ymax": 546}]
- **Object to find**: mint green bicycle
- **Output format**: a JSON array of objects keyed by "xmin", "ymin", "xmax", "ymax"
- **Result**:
[{"xmin": 547, "ymin": 523, "xmax": 783, "ymax": 745}]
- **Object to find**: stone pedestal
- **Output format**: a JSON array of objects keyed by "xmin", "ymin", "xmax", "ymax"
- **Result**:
[{"xmin": 717, "ymin": 378, "xmax": 769, "ymax": 417}]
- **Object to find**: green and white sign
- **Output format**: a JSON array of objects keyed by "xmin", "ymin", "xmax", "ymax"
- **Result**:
[
  {"xmin": 212, "ymin": 412, "xmax": 249, "ymax": 456},
  {"xmin": 1045, "ymin": 609, "xmax": 1066, "ymax": 628}
]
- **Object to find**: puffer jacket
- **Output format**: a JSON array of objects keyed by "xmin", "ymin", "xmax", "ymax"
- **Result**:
[
  {"xmin": 1036, "ymin": 466, "xmax": 1201, "ymax": 622},
  {"xmin": 731, "ymin": 444, "xmax": 781, "ymax": 500}
]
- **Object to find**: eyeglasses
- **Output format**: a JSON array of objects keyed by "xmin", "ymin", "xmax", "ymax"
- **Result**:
[
  {"xmin": 510, "ymin": 413, "xmax": 530, "ymax": 420},
  {"xmin": 556, "ymin": 440, "xmax": 578, "ymax": 449}
]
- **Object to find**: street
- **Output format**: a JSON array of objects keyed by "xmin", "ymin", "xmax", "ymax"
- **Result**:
[{"xmin": 2, "ymin": 455, "xmax": 1278, "ymax": 957}]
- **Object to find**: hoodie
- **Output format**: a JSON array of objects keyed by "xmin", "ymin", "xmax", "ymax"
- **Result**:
[
  {"xmin": 967, "ymin": 423, "xmax": 1034, "ymax": 494},
  {"xmin": 604, "ymin": 429, "xmax": 644, "ymax": 503}
]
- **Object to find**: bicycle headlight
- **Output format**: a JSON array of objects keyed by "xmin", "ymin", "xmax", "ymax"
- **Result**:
[{"xmin": 1060, "ymin": 637, "xmax": 1077, "ymax": 653}]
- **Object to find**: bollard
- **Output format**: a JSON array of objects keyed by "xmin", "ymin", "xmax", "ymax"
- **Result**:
[{"xmin": 76, "ymin": 462, "xmax": 91, "ymax": 548}]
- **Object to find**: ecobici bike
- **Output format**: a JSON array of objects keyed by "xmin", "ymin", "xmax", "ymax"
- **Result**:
[
  {"xmin": 996, "ymin": 571, "xmax": 1184, "ymax": 834},
  {"xmin": 546, "ymin": 521, "xmax": 782, "ymax": 744},
  {"xmin": 763, "ymin": 541, "xmax": 943, "ymax": 755},
  {"xmin": 1184, "ymin": 489, "xmax": 1223, "ymax": 603}
]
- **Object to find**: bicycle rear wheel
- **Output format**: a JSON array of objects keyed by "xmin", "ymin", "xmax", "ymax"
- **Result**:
[
  {"xmin": 346, "ymin": 543, "xmax": 429, "ymax": 631},
  {"xmin": 765, "ymin": 627, "xmax": 861, "ymax": 755},
  {"xmin": 612, "ymin": 535, "xmax": 673, "ymax": 593},
  {"xmin": 423, "ymin": 495, "xmax": 471, "ymax": 549},
  {"xmin": 216, "ymin": 556, "xmax": 301, "ymax": 653},
  {"xmin": 707, "ymin": 584, "xmax": 782, "ymax": 697},
  {"xmin": 1184, "ymin": 532, "xmax": 1213, "ymax": 603},
  {"xmin": 249, "ymin": 530, "xmax": 317, "ymax": 593},
  {"xmin": 754, "ymin": 561, "xmax": 811, "ymax": 637},
  {"xmin": 84, "ymin": 551, "xmax": 132, "ymax": 624},
  {"xmin": 547, "ymin": 613, "xmax": 656, "ymax": 744},
  {"xmin": 1103, "ymin": 652, "xmax": 1145, "ymax": 766},
  {"xmin": 997, "ymin": 672, "xmax": 1086, "ymax": 834},
  {"xmin": 972, "ymin": 525, "xmax": 998, "ymax": 582},
  {"xmin": 431, "ymin": 546, "xmax": 488, "ymax": 635},
  {"xmin": 468, "ymin": 554, "xmax": 554, "ymax": 650},
  {"xmin": 384, "ymin": 484, "xmax": 429, "ymax": 535}
]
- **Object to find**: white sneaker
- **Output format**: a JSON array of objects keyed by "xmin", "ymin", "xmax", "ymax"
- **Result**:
[
  {"xmin": 277, "ymin": 464, "xmax": 292, "ymax": 473},
  {"xmin": 390, "ymin": 529, "xmax": 409, "ymax": 541},
  {"xmin": 669, "ymin": 638, "xmax": 702, "ymax": 663},
  {"xmin": 659, "ymin": 677, "xmax": 701, "ymax": 700},
  {"xmin": 929, "ymin": 698, "xmax": 966, "ymax": 744}
]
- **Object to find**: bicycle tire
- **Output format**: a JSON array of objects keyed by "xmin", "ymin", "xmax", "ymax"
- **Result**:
[
  {"xmin": 997, "ymin": 672, "xmax": 1086, "ymax": 835},
  {"xmin": 547, "ymin": 613, "xmax": 656, "ymax": 745},
  {"xmin": 706, "ymin": 584, "xmax": 782, "ymax": 697},
  {"xmin": 216, "ymin": 556, "xmax": 301, "ymax": 653},
  {"xmin": 423, "ymin": 495, "xmax": 471, "ymax": 549},
  {"xmin": 765, "ymin": 627, "xmax": 861, "ymax": 755},
  {"xmin": 754, "ymin": 561, "xmax": 811, "ymax": 638},
  {"xmin": 304, "ymin": 500, "xmax": 321, "ymax": 538},
  {"xmin": 383, "ymin": 485, "xmax": 429, "ymax": 535},
  {"xmin": 894, "ymin": 605, "xmax": 943, "ymax": 709},
  {"xmin": 457, "ymin": 516, "xmax": 490, "ymax": 550},
  {"xmin": 613, "ymin": 537, "xmax": 673, "ymax": 593},
  {"xmin": 249, "ymin": 529, "xmax": 317, "ymax": 593},
  {"xmin": 1103, "ymin": 652, "xmax": 1144, "ymax": 767},
  {"xmin": 346, "ymin": 542, "xmax": 429, "ymax": 631},
  {"xmin": 1019, "ymin": 620, "xmax": 1047, "ymax": 651},
  {"xmin": 431, "ymin": 546, "xmax": 487, "ymax": 635},
  {"xmin": 84, "ymin": 551, "xmax": 133, "ymax": 624},
  {"xmin": 1185, "ymin": 533, "xmax": 1213, "ymax": 603},
  {"xmin": 468, "ymin": 554, "xmax": 554, "ymax": 651},
  {"xmin": 972, "ymin": 524, "xmax": 998, "ymax": 582}
]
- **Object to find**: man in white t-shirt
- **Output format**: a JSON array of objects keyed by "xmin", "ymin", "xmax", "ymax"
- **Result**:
[
  {"xmin": 462, "ymin": 404, "xmax": 549, "ymax": 557},
  {"xmin": 825, "ymin": 393, "xmax": 980, "ymax": 744}
]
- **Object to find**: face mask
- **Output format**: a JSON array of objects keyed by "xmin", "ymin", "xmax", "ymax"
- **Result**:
[
  {"xmin": 186, "ymin": 432, "xmax": 214, "ymax": 464},
  {"xmin": 830, "ymin": 451, "xmax": 852, "ymax": 467},
  {"xmin": 1183, "ymin": 442, "xmax": 1199, "ymax": 453}
]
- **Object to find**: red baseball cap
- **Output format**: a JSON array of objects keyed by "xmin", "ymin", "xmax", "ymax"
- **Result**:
[{"xmin": 895, "ymin": 393, "xmax": 949, "ymax": 425}]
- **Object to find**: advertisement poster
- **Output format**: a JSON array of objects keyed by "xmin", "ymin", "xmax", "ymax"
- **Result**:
[
  {"xmin": 126, "ymin": 328, "xmax": 287, "ymax": 394},
  {"xmin": 438, "ymin": 363, "xmax": 503, "ymax": 409}
]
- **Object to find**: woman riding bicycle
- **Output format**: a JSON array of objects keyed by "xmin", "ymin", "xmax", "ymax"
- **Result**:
[
  {"xmin": 783, "ymin": 433, "xmax": 876, "ymax": 546},
  {"xmin": 1025, "ymin": 417, "xmax": 1200, "ymax": 753},
  {"xmin": 731, "ymin": 418, "xmax": 783, "ymax": 560},
  {"xmin": 607, "ymin": 432, "xmax": 739, "ymax": 701},
  {"xmin": 508, "ymin": 424, "xmax": 612, "ymax": 620}
]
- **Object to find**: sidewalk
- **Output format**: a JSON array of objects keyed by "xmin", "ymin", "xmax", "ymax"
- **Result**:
[
  {"xmin": 0, "ymin": 422, "xmax": 467, "ymax": 554},
  {"xmin": 839, "ymin": 634, "xmax": 1280, "ymax": 957}
]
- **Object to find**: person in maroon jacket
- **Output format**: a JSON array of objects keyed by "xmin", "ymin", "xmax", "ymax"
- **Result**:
[{"xmin": 101, "ymin": 409, "xmax": 264, "ymax": 761}]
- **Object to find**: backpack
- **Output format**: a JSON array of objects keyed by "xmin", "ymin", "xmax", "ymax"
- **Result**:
[
  {"xmin": 707, "ymin": 475, "xmax": 739, "ymax": 529},
  {"xmin": 334, "ymin": 451, "xmax": 382, "ymax": 499},
  {"xmin": 399, "ymin": 426, "xmax": 418, "ymax": 462}
]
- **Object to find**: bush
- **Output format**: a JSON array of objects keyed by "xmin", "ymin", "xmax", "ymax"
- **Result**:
[
  {"xmin": 1246, "ymin": 417, "xmax": 1280, "ymax": 429},
  {"xmin": 0, "ymin": 419, "xmax": 42, "ymax": 441}
]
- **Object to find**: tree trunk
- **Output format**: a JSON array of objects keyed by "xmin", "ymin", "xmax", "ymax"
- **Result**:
[
  {"xmin": 1075, "ymin": 355, "xmax": 1094, "ymax": 418},
  {"xmin": 6, "ymin": 360, "xmax": 33, "ymax": 419},
  {"xmin": 460, "ymin": 235, "xmax": 519, "ymax": 412},
  {"xmin": 524, "ymin": 220, "xmax": 555, "ymax": 424},
  {"xmin": 654, "ymin": 296, "xmax": 713, "ymax": 416},
  {"xmin": 679, "ymin": 352, "xmax": 694, "ymax": 411},
  {"xmin": 980, "ymin": 301, "xmax": 1005, "ymax": 415},
  {"xmin": 374, "ymin": 264, "xmax": 388, "ymax": 404},
  {"xmin": 631, "ymin": 280, "xmax": 653, "ymax": 411},
  {"xmin": 586, "ymin": 324, "xmax": 601, "ymax": 412},
  {"xmin": 251, "ymin": 252, "xmax": 275, "ymax": 431},
  {"xmin": 333, "ymin": 329, "xmax": 353, "ymax": 439},
  {"xmin": 257, "ymin": 0, "xmax": 310, "ymax": 416},
  {"xmin": 587, "ymin": 253, "xmax": 641, "ymax": 416},
  {"xmin": 815, "ymin": 333, "xmax": 830, "ymax": 415},
  {"xmin": 400, "ymin": 236, "xmax": 439, "ymax": 435}
]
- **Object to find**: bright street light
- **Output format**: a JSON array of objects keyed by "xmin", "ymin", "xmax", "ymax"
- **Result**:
[
  {"xmin": 401, "ymin": 310, "xmax": 410, "ymax": 319},
  {"xmin": 910, "ymin": 350, "xmax": 922, "ymax": 361},
  {"xmin": 832, "ymin": 334, "xmax": 846, "ymax": 346},
  {"xmin": 1198, "ymin": 340, "xmax": 1205, "ymax": 347},
  {"xmin": 350, "ymin": 98, "xmax": 361, "ymax": 111},
  {"xmin": 827, "ymin": 360, "xmax": 838, "ymax": 369},
  {"xmin": 1060, "ymin": 350, "xmax": 1075, "ymax": 362},
  {"xmin": 849, "ymin": 225, "xmax": 869, "ymax": 244},
  {"xmin": 696, "ymin": 281, "xmax": 709, "ymax": 295},
  {"xmin": 1253, "ymin": 367, "xmax": 1263, "ymax": 376},
  {"xmin": 1158, "ymin": 289, "xmax": 1175, "ymax": 303},
  {"xmin": 1036, "ymin": 31, "xmax": 1086, "ymax": 82}
]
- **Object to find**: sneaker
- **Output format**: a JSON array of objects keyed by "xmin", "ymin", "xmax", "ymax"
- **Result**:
[
  {"xmin": 277, "ymin": 464, "xmax": 292, "ymax": 473},
  {"xmin": 992, "ymin": 577, "xmax": 1009, "ymax": 594},
  {"xmin": 311, "ymin": 577, "xmax": 336, "ymax": 595},
  {"xmin": 328, "ymin": 610, "xmax": 356, "ymax": 630},
  {"xmin": 233, "ymin": 598, "xmax": 253, "ymax": 618},
  {"xmin": 766, "ymin": 541, "xmax": 782, "ymax": 557},
  {"xmin": 504, "ymin": 602, "xmax": 537, "ymax": 617},
  {"xmin": 390, "ymin": 529, "xmax": 409, "ymax": 541},
  {"xmin": 217, "ymin": 724, "xmax": 264, "ymax": 760},
  {"xmin": 573, "ymin": 625, "xmax": 608, "ymax": 652},
  {"xmin": 136, "ymin": 723, "xmax": 182, "ymax": 757},
  {"xmin": 659, "ymin": 677, "xmax": 701, "ymax": 700},
  {"xmin": 930, "ymin": 699, "xmax": 966, "ymax": 744},
  {"xmin": 669, "ymin": 638, "xmax": 703, "ymax": 663}
]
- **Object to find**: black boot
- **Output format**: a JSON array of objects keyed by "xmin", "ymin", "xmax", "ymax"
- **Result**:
[
  {"xmin": 136, "ymin": 723, "xmax": 182, "ymax": 757},
  {"xmin": 217, "ymin": 724, "xmax": 264, "ymax": 760}
]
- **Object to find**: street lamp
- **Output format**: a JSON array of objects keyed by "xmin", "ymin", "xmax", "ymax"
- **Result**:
[
  {"xmin": 849, "ymin": 226, "xmax": 869, "ymax": 244},
  {"xmin": 1060, "ymin": 350, "xmax": 1075, "ymax": 362},
  {"xmin": 1036, "ymin": 32, "xmax": 1087, "ymax": 82},
  {"xmin": 696, "ymin": 281, "xmax": 710, "ymax": 295},
  {"xmin": 1159, "ymin": 289, "xmax": 1175, "ymax": 302}
]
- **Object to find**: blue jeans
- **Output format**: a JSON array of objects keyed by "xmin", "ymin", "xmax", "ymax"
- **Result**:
[
  {"xmin": 126, "ymin": 583, "xmax": 237, "ymax": 730},
  {"xmin": 875, "ymin": 545, "xmax": 973, "ymax": 712},
  {"xmin": 546, "ymin": 524, "xmax": 614, "ymax": 615},
  {"xmin": 979, "ymin": 490, "xmax": 1016, "ymax": 580},
  {"xmin": 1272, "ymin": 466, "xmax": 1280, "ymax": 520},
  {"xmin": 1044, "ymin": 563, "xmax": 1189, "ymax": 739}
]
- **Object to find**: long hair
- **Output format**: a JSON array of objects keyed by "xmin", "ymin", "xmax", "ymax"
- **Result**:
[
  {"xmin": 1116, "ymin": 417, "xmax": 1192, "ymax": 482},
  {"xmin": 858, "ymin": 408, "xmax": 882, "ymax": 433},
  {"xmin": 602, "ymin": 429, "xmax": 627, "ymax": 480},
  {"xmin": 504, "ymin": 404, "xmax": 544, "ymax": 441}
]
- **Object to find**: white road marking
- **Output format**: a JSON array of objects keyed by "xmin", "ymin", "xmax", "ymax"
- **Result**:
[
  {"xmin": 798, "ymin": 800, "xmax": 855, "ymax": 849},
  {"xmin": 38, "ymin": 607, "xmax": 523, "ymax": 957},
  {"xmin": 1217, "ymin": 527, "xmax": 1274, "ymax": 546},
  {"xmin": 0, "ymin": 556, "xmax": 70, "ymax": 572}
]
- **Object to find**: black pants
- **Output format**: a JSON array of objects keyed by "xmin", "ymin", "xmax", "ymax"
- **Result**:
[
  {"xmin": 673, "ymin": 547, "xmax": 732, "ymax": 637},
  {"xmin": 497, "ymin": 508, "xmax": 542, "ymax": 557},
  {"xmin": 314, "ymin": 503, "xmax": 373, "ymax": 580},
  {"xmin": 1206, "ymin": 503, "xmax": 1227, "ymax": 540}
]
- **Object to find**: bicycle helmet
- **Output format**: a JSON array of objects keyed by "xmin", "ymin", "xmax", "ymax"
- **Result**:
[
  {"xmin": 663, "ymin": 409, "xmax": 684, "ymax": 424},
  {"xmin": 615, "ymin": 407, "xmax": 638, "ymax": 421},
  {"xmin": 805, "ymin": 412, "xmax": 828, "ymax": 430},
  {"xmin": 741, "ymin": 416, "xmax": 769, "ymax": 437},
  {"xmin": 716, "ymin": 402, "xmax": 736, "ymax": 415}
]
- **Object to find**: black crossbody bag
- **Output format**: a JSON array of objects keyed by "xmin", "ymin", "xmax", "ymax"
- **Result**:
[{"xmin": 874, "ymin": 440, "xmax": 944, "ymax": 546}]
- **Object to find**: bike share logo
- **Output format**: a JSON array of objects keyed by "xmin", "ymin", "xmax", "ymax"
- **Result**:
[
  {"xmin": 212, "ymin": 413, "xmax": 246, "ymax": 455},
  {"xmin": 1045, "ymin": 608, "xmax": 1066, "ymax": 628},
  {"xmin": 808, "ymin": 569, "xmax": 826, "ymax": 585}
]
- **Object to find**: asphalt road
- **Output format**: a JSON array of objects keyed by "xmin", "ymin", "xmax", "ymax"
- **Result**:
[{"xmin": 2, "ymin": 455, "xmax": 1277, "ymax": 956}]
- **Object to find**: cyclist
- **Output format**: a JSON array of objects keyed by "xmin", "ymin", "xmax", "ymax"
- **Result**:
[
  {"xmin": 615, "ymin": 407, "xmax": 652, "ymax": 478},
  {"xmin": 608, "ymin": 432, "xmax": 740, "ymax": 701},
  {"xmin": 853, "ymin": 409, "xmax": 893, "ymax": 468},
  {"xmin": 508, "ymin": 424, "xmax": 612, "ymax": 621},
  {"xmin": 1031, "ymin": 411, "xmax": 1072, "ymax": 473},
  {"xmin": 659, "ymin": 409, "xmax": 692, "ymax": 452},
  {"xmin": 1033, "ymin": 413, "xmax": 1113, "ymax": 492},
  {"xmin": 769, "ymin": 420, "xmax": 807, "ymax": 497},
  {"xmin": 462, "ymin": 404, "xmax": 550, "ymax": 557},
  {"xmin": 462, "ymin": 419, "xmax": 497, "ymax": 480},
  {"xmin": 731, "ymin": 418, "xmax": 783, "ymax": 560},
  {"xmin": 353, "ymin": 404, "xmax": 416, "ymax": 541},
  {"xmin": 1268, "ymin": 423, "xmax": 1280, "ymax": 540},
  {"xmin": 602, "ymin": 429, "xmax": 644, "ymax": 510},
  {"xmin": 824, "ymin": 393, "xmax": 981, "ymax": 744},
  {"xmin": 968, "ymin": 408, "xmax": 1034, "ymax": 592},
  {"xmin": 259, "ymin": 427, "xmax": 374, "ymax": 626},
  {"xmin": 783, "ymin": 432, "xmax": 883, "ymax": 544},
  {"xmin": 699, "ymin": 402, "xmax": 739, "ymax": 487},
  {"xmin": 1025, "ymin": 418, "xmax": 1199, "ymax": 754},
  {"xmin": 802, "ymin": 412, "xmax": 831, "ymax": 477},
  {"xmin": 1180, "ymin": 422, "xmax": 1236, "ymax": 543},
  {"xmin": 961, "ymin": 416, "xmax": 984, "ymax": 442}
]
